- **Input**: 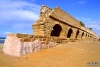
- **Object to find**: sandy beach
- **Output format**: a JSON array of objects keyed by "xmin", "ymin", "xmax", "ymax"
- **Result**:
[{"xmin": 0, "ymin": 41, "xmax": 100, "ymax": 67}]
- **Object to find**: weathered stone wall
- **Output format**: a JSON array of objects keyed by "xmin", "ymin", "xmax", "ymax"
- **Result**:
[
  {"xmin": 32, "ymin": 5, "xmax": 98, "ymax": 39},
  {"xmin": 49, "ymin": 7, "xmax": 81, "ymax": 28},
  {"xmin": 3, "ymin": 34, "xmax": 58, "ymax": 56},
  {"xmin": 7, "ymin": 34, "xmax": 70, "ymax": 44},
  {"xmin": 3, "ymin": 36, "xmax": 42, "ymax": 56}
]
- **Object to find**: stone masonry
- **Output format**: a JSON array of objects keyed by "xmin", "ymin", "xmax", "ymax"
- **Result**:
[{"xmin": 3, "ymin": 5, "xmax": 99, "ymax": 56}]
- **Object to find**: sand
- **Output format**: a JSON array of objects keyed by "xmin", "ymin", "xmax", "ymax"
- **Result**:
[{"xmin": 0, "ymin": 41, "xmax": 100, "ymax": 67}]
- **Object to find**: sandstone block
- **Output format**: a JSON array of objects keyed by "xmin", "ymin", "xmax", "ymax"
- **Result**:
[{"xmin": 3, "ymin": 36, "xmax": 42, "ymax": 56}]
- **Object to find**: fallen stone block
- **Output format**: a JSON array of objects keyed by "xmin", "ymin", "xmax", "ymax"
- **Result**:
[{"xmin": 3, "ymin": 36, "xmax": 42, "ymax": 56}]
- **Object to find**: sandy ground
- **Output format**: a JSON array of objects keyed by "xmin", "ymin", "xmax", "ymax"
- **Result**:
[{"xmin": 0, "ymin": 41, "xmax": 100, "ymax": 67}]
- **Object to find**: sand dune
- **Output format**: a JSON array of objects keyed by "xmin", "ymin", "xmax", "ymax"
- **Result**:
[{"xmin": 0, "ymin": 41, "xmax": 100, "ymax": 67}]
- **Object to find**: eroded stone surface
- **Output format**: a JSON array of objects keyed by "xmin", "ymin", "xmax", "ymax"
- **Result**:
[
  {"xmin": 3, "ymin": 36, "xmax": 42, "ymax": 56},
  {"xmin": 32, "ymin": 5, "xmax": 98, "ymax": 39},
  {"xmin": 3, "ymin": 36, "xmax": 22, "ymax": 56},
  {"xmin": 3, "ymin": 36, "xmax": 57, "ymax": 56}
]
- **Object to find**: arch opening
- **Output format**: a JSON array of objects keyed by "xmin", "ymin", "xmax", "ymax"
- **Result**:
[
  {"xmin": 88, "ymin": 35, "xmax": 90, "ymax": 37},
  {"xmin": 75, "ymin": 30, "xmax": 79, "ymax": 38},
  {"xmin": 81, "ymin": 32, "xmax": 84, "ymax": 38},
  {"xmin": 86, "ymin": 33, "xmax": 87, "ymax": 36},
  {"xmin": 50, "ymin": 24, "xmax": 62, "ymax": 37},
  {"xmin": 67, "ymin": 28, "xmax": 73, "ymax": 38}
]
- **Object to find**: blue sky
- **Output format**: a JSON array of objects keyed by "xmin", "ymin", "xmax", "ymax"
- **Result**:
[{"xmin": 0, "ymin": 0, "xmax": 100, "ymax": 37}]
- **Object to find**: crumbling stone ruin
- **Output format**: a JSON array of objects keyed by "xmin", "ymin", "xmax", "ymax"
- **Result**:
[{"xmin": 3, "ymin": 5, "xmax": 99, "ymax": 56}]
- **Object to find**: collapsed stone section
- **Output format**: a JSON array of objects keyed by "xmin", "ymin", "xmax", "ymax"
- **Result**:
[
  {"xmin": 3, "ymin": 33, "xmax": 76, "ymax": 56},
  {"xmin": 3, "ymin": 36, "xmax": 42, "ymax": 56},
  {"xmin": 3, "ymin": 34, "xmax": 58, "ymax": 56}
]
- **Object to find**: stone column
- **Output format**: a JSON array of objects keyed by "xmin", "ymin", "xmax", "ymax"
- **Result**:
[
  {"xmin": 59, "ymin": 30, "xmax": 65, "ymax": 38},
  {"xmin": 78, "ymin": 30, "xmax": 83, "ymax": 40},
  {"xmin": 32, "ymin": 23, "xmax": 45, "ymax": 36},
  {"xmin": 88, "ymin": 33, "xmax": 91, "ymax": 40},
  {"xmin": 86, "ymin": 33, "xmax": 89, "ymax": 40},
  {"xmin": 70, "ymin": 28, "xmax": 77, "ymax": 39},
  {"xmin": 82, "ymin": 32, "xmax": 86, "ymax": 40},
  {"xmin": 59, "ymin": 25, "xmax": 68, "ymax": 38}
]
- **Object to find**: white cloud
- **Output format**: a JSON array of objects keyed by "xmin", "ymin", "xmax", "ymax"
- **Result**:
[
  {"xmin": 76, "ymin": 17, "xmax": 94, "ymax": 26},
  {"xmin": 0, "ymin": 0, "xmax": 40, "ymax": 36},
  {"xmin": 79, "ymin": 17, "xmax": 92, "ymax": 21},
  {"xmin": 73, "ymin": 0, "xmax": 86, "ymax": 5},
  {"xmin": 96, "ymin": 28, "xmax": 100, "ymax": 30},
  {"xmin": 13, "ymin": 23, "xmax": 32, "ymax": 29},
  {"xmin": 3, "ymin": 32, "xmax": 12, "ymax": 34},
  {"xmin": 89, "ymin": 25, "xmax": 100, "ymax": 28},
  {"xmin": 3, "ymin": 32, "xmax": 29, "ymax": 35},
  {"xmin": 76, "ymin": 17, "xmax": 100, "ymax": 36},
  {"xmin": 89, "ymin": 25, "xmax": 100, "ymax": 30},
  {"xmin": 0, "ymin": 0, "xmax": 40, "ymax": 26}
]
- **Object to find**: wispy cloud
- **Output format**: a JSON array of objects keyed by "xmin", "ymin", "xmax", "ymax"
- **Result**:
[
  {"xmin": 0, "ymin": 0, "xmax": 40, "ymax": 28},
  {"xmin": 73, "ymin": 0, "xmax": 86, "ymax": 5},
  {"xmin": 76, "ymin": 17, "xmax": 100, "ymax": 36},
  {"xmin": 89, "ymin": 25, "xmax": 100, "ymax": 30},
  {"xmin": 3, "ymin": 32, "xmax": 12, "ymax": 35},
  {"xmin": 12, "ymin": 23, "xmax": 32, "ymax": 29},
  {"xmin": 3, "ymin": 31, "xmax": 29, "ymax": 35},
  {"xmin": 0, "ymin": 0, "xmax": 40, "ymax": 36}
]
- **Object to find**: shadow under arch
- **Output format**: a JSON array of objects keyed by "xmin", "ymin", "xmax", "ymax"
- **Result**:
[
  {"xmin": 67, "ymin": 28, "xmax": 73, "ymax": 38},
  {"xmin": 50, "ymin": 24, "xmax": 62, "ymax": 37},
  {"xmin": 86, "ymin": 33, "xmax": 87, "ymax": 36},
  {"xmin": 81, "ymin": 32, "xmax": 84, "ymax": 38},
  {"xmin": 75, "ymin": 30, "xmax": 79, "ymax": 38}
]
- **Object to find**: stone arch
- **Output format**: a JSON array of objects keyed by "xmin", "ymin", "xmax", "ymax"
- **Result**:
[
  {"xmin": 88, "ymin": 34, "xmax": 90, "ymax": 37},
  {"xmin": 75, "ymin": 30, "xmax": 79, "ymax": 38},
  {"xmin": 67, "ymin": 28, "xmax": 73, "ymax": 38},
  {"xmin": 81, "ymin": 32, "xmax": 84, "ymax": 38},
  {"xmin": 50, "ymin": 24, "xmax": 62, "ymax": 37}
]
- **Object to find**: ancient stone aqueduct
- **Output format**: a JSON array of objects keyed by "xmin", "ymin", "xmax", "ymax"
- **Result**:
[{"xmin": 3, "ymin": 5, "xmax": 99, "ymax": 56}]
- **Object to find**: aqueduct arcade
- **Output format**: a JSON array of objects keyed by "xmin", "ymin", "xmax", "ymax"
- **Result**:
[
  {"xmin": 3, "ymin": 5, "xmax": 99, "ymax": 57},
  {"xmin": 32, "ymin": 5, "xmax": 98, "ymax": 40}
]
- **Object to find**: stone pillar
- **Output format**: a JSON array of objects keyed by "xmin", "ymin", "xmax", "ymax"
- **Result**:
[
  {"xmin": 85, "ymin": 33, "xmax": 87, "ymax": 40},
  {"xmin": 86, "ymin": 33, "xmax": 89, "ymax": 40},
  {"xmin": 88, "ymin": 33, "xmax": 91, "ymax": 40},
  {"xmin": 70, "ymin": 28, "xmax": 77, "ymax": 39},
  {"xmin": 59, "ymin": 30, "xmax": 65, "ymax": 38},
  {"xmin": 90, "ymin": 35, "xmax": 93, "ymax": 40},
  {"xmin": 59, "ymin": 25, "xmax": 68, "ymax": 38},
  {"xmin": 82, "ymin": 32, "xmax": 86, "ymax": 40},
  {"xmin": 32, "ymin": 23, "xmax": 45, "ymax": 36},
  {"xmin": 75, "ymin": 30, "xmax": 79, "ymax": 39},
  {"xmin": 77, "ymin": 30, "xmax": 83, "ymax": 40}
]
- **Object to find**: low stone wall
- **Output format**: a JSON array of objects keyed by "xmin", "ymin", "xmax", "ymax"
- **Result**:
[
  {"xmin": 3, "ymin": 34, "xmax": 58, "ymax": 56},
  {"xmin": 8, "ymin": 33, "xmax": 70, "ymax": 43},
  {"xmin": 3, "ymin": 33, "xmax": 78, "ymax": 56}
]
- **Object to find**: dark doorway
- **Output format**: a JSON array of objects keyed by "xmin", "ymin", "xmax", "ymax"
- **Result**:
[
  {"xmin": 81, "ymin": 32, "xmax": 84, "ymax": 38},
  {"xmin": 75, "ymin": 30, "xmax": 79, "ymax": 38},
  {"xmin": 67, "ymin": 28, "xmax": 73, "ymax": 38},
  {"xmin": 50, "ymin": 24, "xmax": 62, "ymax": 37},
  {"xmin": 88, "ymin": 35, "xmax": 89, "ymax": 37},
  {"xmin": 86, "ymin": 33, "xmax": 87, "ymax": 36}
]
